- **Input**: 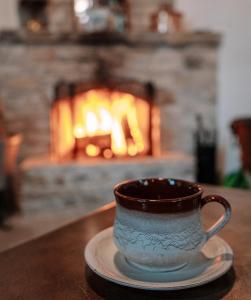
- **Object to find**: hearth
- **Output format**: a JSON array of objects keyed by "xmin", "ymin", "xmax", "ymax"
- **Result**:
[
  {"xmin": 51, "ymin": 79, "xmax": 159, "ymax": 161},
  {"xmin": 0, "ymin": 29, "xmax": 220, "ymax": 213}
]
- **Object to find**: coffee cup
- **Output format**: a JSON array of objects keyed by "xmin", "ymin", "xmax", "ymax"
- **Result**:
[{"xmin": 113, "ymin": 178, "xmax": 231, "ymax": 272}]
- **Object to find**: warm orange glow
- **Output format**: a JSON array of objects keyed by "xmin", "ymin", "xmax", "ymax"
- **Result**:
[
  {"xmin": 51, "ymin": 98, "xmax": 74, "ymax": 159},
  {"xmin": 103, "ymin": 149, "xmax": 113, "ymax": 159},
  {"xmin": 128, "ymin": 142, "xmax": 138, "ymax": 156},
  {"xmin": 51, "ymin": 88, "xmax": 153, "ymax": 159},
  {"xmin": 86, "ymin": 144, "xmax": 100, "ymax": 157},
  {"xmin": 74, "ymin": 126, "xmax": 85, "ymax": 138}
]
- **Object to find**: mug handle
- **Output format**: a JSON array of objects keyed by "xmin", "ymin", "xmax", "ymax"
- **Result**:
[{"xmin": 201, "ymin": 195, "xmax": 232, "ymax": 241}]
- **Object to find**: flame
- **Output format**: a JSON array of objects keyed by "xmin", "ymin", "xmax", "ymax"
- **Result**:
[
  {"xmin": 99, "ymin": 108, "xmax": 112, "ymax": 131},
  {"xmin": 74, "ymin": 126, "xmax": 85, "ymax": 138},
  {"xmin": 51, "ymin": 88, "xmax": 151, "ymax": 159},
  {"xmin": 86, "ymin": 111, "xmax": 99, "ymax": 135},
  {"xmin": 111, "ymin": 120, "xmax": 127, "ymax": 156}
]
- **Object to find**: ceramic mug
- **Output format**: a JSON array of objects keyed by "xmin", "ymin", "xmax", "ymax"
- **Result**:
[{"xmin": 113, "ymin": 178, "xmax": 231, "ymax": 272}]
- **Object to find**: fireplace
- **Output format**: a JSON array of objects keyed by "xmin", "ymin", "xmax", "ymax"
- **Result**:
[
  {"xmin": 51, "ymin": 80, "xmax": 160, "ymax": 161},
  {"xmin": 0, "ymin": 28, "xmax": 220, "ymax": 213}
]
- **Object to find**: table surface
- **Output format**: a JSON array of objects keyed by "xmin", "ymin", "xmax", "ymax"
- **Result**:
[{"xmin": 0, "ymin": 186, "xmax": 251, "ymax": 300}]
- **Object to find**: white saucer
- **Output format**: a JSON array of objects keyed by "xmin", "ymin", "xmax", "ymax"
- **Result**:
[{"xmin": 84, "ymin": 227, "xmax": 233, "ymax": 291}]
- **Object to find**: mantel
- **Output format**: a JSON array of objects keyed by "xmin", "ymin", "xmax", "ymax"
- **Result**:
[{"xmin": 0, "ymin": 31, "xmax": 221, "ymax": 48}]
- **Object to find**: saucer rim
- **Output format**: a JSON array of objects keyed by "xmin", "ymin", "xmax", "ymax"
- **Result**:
[{"xmin": 84, "ymin": 227, "xmax": 233, "ymax": 291}]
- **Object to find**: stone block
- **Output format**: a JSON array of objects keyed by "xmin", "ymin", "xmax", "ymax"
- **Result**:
[{"xmin": 20, "ymin": 153, "xmax": 194, "ymax": 214}]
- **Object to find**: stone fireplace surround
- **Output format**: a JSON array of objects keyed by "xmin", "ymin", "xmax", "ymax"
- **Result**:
[{"xmin": 0, "ymin": 31, "xmax": 220, "ymax": 213}]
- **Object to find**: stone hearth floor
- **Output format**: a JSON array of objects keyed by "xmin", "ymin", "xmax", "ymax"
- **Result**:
[
  {"xmin": 0, "ymin": 204, "xmax": 103, "ymax": 253},
  {"xmin": 1, "ymin": 153, "xmax": 194, "ymax": 253}
]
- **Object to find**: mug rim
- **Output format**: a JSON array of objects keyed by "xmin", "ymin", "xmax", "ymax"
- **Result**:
[{"xmin": 114, "ymin": 178, "xmax": 203, "ymax": 214}]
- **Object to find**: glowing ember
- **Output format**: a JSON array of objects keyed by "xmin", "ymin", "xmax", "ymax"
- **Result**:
[
  {"xmin": 51, "ymin": 88, "xmax": 153, "ymax": 159},
  {"xmin": 86, "ymin": 144, "xmax": 100, "ymax": 157}
]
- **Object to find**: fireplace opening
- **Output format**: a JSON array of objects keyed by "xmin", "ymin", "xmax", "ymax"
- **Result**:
[{"xmin": 51, "ymin": 81, "xmax": 160, "ymax": 161}]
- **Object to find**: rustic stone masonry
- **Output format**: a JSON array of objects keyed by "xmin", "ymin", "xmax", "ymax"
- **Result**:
[
  {"xmin": 0, "ymin": 30, "xmax": 220, "ymax": 212},
  {"xmin": 0, "ymin": 1, "xmax": 220, "ymax": 215},
  {"xmin": 20, "ymin": 153, "xmax": 194, "ymax": 213},
  {"xmin": 0, "ymin": 32, "xmax": 220, "ymax": 160}
]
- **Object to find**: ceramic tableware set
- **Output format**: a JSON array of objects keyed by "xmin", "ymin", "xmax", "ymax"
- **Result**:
[{"xmin": 85, "ymin": 178, "xmax": 233, "ymax": 290}]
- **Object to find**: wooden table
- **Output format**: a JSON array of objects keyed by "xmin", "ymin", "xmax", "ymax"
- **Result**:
[{"xmin": 0, "ymin": 186, "xmax": 250, "ymax": 300}]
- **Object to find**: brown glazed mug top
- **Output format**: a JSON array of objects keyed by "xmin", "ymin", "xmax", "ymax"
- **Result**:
[{"xmin": 114, "ymin": 178, "xmax": 204, "ymax": 214}]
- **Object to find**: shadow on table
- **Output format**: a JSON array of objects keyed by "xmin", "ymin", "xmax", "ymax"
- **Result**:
[{"xmin": 85, "ymin": 265, "xmax": 235, "ymax": 300}]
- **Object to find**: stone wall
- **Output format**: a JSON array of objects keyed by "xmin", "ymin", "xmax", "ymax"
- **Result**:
[
  {"xmin": 0, "ymin": 34, "xmax": 219, "ymax": 160},
  {"xmin": 20, "ymin": 153, "xmax": 194, "ymax": 213},
  {"xmin": 0, "ymin": 1, "xmax": 220, "ymax": 216}
]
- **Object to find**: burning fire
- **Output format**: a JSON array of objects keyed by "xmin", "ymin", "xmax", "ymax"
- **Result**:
[{"xmin": 51, "ymin": 88, "xmax": 151, "ymax": 159}]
